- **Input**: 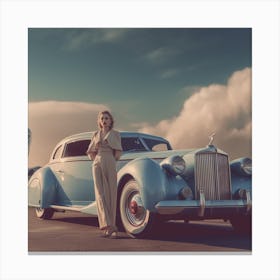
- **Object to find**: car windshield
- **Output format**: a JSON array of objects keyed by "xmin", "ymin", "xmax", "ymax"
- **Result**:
[{"xmin": 143, "ymin": 138, "xmax": 172, "ymax": 152}]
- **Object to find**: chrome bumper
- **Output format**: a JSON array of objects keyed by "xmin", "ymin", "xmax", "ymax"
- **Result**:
[{"xmin": 155, "ymin": 190, "xmax": 251, "ymax": 217}]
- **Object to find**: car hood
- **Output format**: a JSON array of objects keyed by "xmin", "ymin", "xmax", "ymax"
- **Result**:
[{"xmin": 120, "ymin": 149, "xmax": 195, "ymax": 161}]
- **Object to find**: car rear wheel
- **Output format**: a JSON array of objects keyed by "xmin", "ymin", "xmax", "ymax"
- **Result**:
[
  {"xmin": 35, "ymin": 207, "xmax": 54, "ymax": 219},
  {"xmin": 119, "ymin": 179, "xmax": 156, "ymax": 238}
]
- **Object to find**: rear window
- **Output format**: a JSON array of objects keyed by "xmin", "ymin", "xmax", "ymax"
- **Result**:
[{"xmin": 62, "ymin": 140, "xmax": 91, "ymax": 158}]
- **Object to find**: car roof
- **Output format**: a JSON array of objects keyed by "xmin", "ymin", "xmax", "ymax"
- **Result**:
[{"xmin": 57, "ymin": 131, "xmax": 169, "ymax": 146}]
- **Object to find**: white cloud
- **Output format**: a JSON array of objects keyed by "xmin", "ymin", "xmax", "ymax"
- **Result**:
[
  {"xmin": 65, "ymin": 29, "xmax": 128, "ymax": 50},
  {"xmin": 28, "ymin": 101, "xmax": 109, "ymax": 166},
  {"xmin": 145, "ymin": 47, "xmax": 179, "ymax": 64},
  {"xmin": 160, "ymin": 68, "xmax": 179, "ymax": 79},
  {"xmin": 138, "ymin": 68, "xmax": 252, "ymax": 160}
]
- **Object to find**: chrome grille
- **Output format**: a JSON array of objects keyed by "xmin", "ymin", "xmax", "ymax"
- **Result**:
[{"xmin": 194, "ymin": 152, "xmax": 231, "ymax": 200}]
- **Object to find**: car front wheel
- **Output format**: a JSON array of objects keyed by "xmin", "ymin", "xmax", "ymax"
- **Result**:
[
  {"xmin": 35, "ymin": 207, "xmax": 54, "ymax": 219},
  {"xmin": 119, "ymin": 179, "xmax": 156, "ymax": 238}
]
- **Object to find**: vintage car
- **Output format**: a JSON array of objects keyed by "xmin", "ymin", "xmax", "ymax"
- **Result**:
[
  {"xmin": 28, "ymin": 131, "xmax": 252, "ymax": 237},
  {"xmin": 28, "ymin": 166, "xmax": 41, "ymax": 180}
]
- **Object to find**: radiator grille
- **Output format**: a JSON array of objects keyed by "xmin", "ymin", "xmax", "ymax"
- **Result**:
[{"xmin": 194, "ymin": 152, "xmax": 231, "ymax": 200}]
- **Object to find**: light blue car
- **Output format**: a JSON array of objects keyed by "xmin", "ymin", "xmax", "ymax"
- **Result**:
[{"xmin": 28, "ymin": 131, "xmax": 252, "ymax": 238}]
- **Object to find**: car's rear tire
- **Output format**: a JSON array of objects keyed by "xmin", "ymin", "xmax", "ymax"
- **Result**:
[
  {"xmin": 119, "ymin": 179, "xmax": 156, "ymax": 238},
  {"xmin": 35, "ymin": 207, "xmax": 54, "ymax": 219}
]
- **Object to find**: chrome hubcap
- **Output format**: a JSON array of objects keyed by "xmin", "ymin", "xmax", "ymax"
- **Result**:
[
  {"xmin": 129, "ymin": 200, "xmax": 138, "ymax": 215},
  {"xmin": 126, "ymin": 191, "xmax": 146, "ymax": 226}
]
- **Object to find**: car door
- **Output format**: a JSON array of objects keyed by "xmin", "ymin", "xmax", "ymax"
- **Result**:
[{"xmin": 50, "ymin": 139, "xmax": 94, "ymax": 206}]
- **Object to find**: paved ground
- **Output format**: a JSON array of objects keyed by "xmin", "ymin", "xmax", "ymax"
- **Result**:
[{"xmin": 28, "ymin": 207, "xmax": 251, "ymax": 253}]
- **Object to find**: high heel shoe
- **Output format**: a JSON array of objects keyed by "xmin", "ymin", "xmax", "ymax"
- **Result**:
[
  {"xmin": 103, "ymin": 226, "xmax": 118, "ymax": 238},
  {"xmin": 108, "ymin": 230, "xmax": 118, "ymax": 239},
  {"xmin": 102, "ymin": 229, "xmax": 109, "ymax": 237}
]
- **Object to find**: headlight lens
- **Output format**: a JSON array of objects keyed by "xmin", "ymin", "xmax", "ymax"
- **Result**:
[
  {"xmin": 172, "ymin": 156, "xmax": 186, "ymax": 175},
  {"xmin": 241, "ymin": 158, "xmax": 252, "ymax": 175},
  {"xmin": 161, "ymin": 155, "xmax": 186, "ymax": 175}
]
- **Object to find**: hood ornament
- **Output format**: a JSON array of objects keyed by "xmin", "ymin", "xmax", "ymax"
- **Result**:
[{"xmin": 208, "ymin": 132, "xmax": 216, "ymax": 146}]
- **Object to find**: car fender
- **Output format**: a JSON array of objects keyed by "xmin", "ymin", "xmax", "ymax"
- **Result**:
[
  {"xmin": 117, "ymin": 157, "xmax": 187, "ymax": 212},
  {"xmin": 230, "ymin": 172, "xmax": 252, "ymax": 196},
  {"xmin": 230, "ymin": 158, "xmax": 252, "ymax": 195},
  {"xmin": 28, "ymin": 167, "xmax": 58, "ymax": 208}
]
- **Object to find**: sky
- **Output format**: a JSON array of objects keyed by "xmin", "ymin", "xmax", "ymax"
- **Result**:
[{"xmin": 28, "ymin": 28, "xmax": 252, "ymax": 166}]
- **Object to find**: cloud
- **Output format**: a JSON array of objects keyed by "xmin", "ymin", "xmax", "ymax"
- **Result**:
[
  {"xmin": 65, "ymin": 29, "xmax": 128, "ymax": 50},
  {"xmin": 138, "ymin": 68, "xmax": 252, "ymax": 160},
  {"xmin": 145, "ymin": 47, "xmax": 179, "ymax": 64},
  {"xmin": 160, "ymin": 68, "xmax": 179, "ymax": 79},
  {"xmin": 28, "ymin": 101, "xmax": 109, "ymax": 166}
]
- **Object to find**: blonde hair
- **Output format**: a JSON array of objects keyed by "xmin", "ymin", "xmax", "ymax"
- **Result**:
[{"xmin": 97, "ymin": 110, "xmax": 114, "ymax": 130}]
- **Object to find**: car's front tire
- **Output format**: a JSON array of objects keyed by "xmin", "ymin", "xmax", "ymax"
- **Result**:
[
  {"xmin": 119, "ymin": 179, "xmax": 156, "ymax": 238},
  {"xmin": 35, "ymin": 207, "xmax": 54, "ymax": 219}
]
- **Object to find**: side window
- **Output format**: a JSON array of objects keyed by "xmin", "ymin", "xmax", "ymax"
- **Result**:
[
  {"xmin": 143, "ymin": 138, "xmax": 171, "ymax": 151},
  {"xmin": 151, "ymin": 143, "xmax": 168, "ymax": 152},
  {"xmin": 121, "ymin": 137, "xmax": 146, "ymax": 152},
  {"xmin": 62, "ymin": 140, "xmax": 91, "ymax": 158},
  {"xmin": 53, "ymin": 145, "xmax": 63, "ymax": 160}
]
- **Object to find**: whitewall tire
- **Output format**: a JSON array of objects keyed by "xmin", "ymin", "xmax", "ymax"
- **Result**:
[{"xmin": 120, "ymin": 179, "xmax": 156, "ymax": 238}]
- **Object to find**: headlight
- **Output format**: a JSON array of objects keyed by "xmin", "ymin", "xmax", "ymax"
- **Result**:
[
  {"xmin": 241, "ymin": 158, "xmax": 252, "ymax": 175},
  {"xmin": 231, "ymin": 157, "xmax": 252, "ymax": 176},
  {"xmin": 172, "ymin": 156, "xmax": 186, "ymax": 174},
  {"xmin": 161, "ymin": 155, "xmax": 186, "ymax": 175},
  {"xmin": 179, "ymin": 186, "xmax": 193, "ymax": 200}
]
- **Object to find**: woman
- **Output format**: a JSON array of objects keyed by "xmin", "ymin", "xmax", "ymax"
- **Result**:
[{"xmin": 86, "ymin": 111, "xmax": 122, "ymax": 238}]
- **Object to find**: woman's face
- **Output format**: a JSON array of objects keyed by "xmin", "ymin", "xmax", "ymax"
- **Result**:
[{"xmin": 99, "ymin": 113, "xmax": 112, "ymax": 129}]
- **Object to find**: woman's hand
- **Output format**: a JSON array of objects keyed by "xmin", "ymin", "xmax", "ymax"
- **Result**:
[
  {"xmin": 86, "ymin": 151, "xmax": 97, "ymax": 161},
  {"xmin": 114, "ymin": 150, "xmax": 122, "ymax": 161}
]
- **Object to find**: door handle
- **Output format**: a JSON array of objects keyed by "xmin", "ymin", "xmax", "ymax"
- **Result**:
[{"xmin": 56, "ymin": 170, "xmax": 64, "ymax": 174}]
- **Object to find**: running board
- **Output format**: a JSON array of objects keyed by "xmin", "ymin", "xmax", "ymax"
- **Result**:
[
  {"xmin": 50, "ymin": 202, "xmax": 98, "ymax": 216},
  {"xmin": 50, "ymin": 205, "xmax": 83, "ymax": 212}
]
